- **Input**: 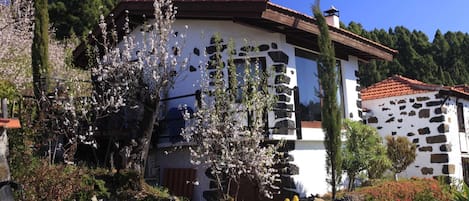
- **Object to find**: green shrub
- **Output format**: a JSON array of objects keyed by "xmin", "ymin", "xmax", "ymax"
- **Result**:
[
  {"xmin": 12, "ymin": 158, "xmax": 175, "ymax": 201},
  {"xmin": 13, "ymin": 159, "xmax": 94, "ymax": 200},
  {"xmin": 0, "ymin": 80, "xmax": 18, "ymax": 100},
  {"xmin": 386, "ymin": 136, "xmax": 416, "ymax": 180},
  {"xmin": 452, "ymin": 180, "xmax": 469, "ymax": 201},
  {"xmin": 413, "ymin": 189, "xmax": 440, "ymax": 201},
  {"xmin": 91, "ymin": 169, "xmax": 175, "ymax": 200},
  {"xmin": 72, "ymin": 172, "xmax": 110, "ymax": 201}
]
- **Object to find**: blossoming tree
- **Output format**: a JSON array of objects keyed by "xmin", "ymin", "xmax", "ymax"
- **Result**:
[
  {"xmin": 0, "ymin": 0, "xmax": 34, "ymax": 91},
  {"xmin": 1, "ymin": 0, "xmax": 91, "ymax": 166},
  {"xmin": 182, "ymin": 36, "xmax": 280, "ymax": 200},
  {"xmin": 89, "ymin": 0, "xmax": 187, "ymax": 174}
]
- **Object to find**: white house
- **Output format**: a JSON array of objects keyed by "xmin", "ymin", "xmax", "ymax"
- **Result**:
[
  {"xmin": 362, "ymin": 75, "xmax": 469, "ymax": 184},
  {"xmin": 74, "ymin": 0, "xmax": 396, "ymax": 200}
]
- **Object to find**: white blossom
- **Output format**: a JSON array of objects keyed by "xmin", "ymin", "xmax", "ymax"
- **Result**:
[{"xmin": 183, "ymin": 38, "xmax": 280, "ymax": 199}]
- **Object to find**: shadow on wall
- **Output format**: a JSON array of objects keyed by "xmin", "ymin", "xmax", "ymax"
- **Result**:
[
  {"xmin": 295, "ymin": 176, "xmax": 353, "ymax": 199},
  {"xmin": 294, "ymin": 180, "xmax": 323, "ymax": 199}
]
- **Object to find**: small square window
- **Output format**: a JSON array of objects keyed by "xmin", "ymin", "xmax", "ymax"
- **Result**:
[
  {"xmin": 228, "ymin": 57, "xmax": 268, "ymax": 131},
  {"xmin": 229, "ymin": 57, "xmax": 267, "ymax": 102}
]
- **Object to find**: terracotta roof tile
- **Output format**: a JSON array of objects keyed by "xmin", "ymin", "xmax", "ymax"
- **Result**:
[
  {"xmin": 451, "ymin": 85, "xmax": 469, "ymax": 94},
  {"xmin": 361, "ymin": 75, "xmax": 443, "ymax": 101},
  {"xmin": 441, "ymin": 85, "xmax": 469, "ymax": 100},
  {"xmin": 0, "ymin": 118, "xmax": 21, "ymax": 129},
  {"xmin": 301, "ymin": 121, "xmax": 321, "ymax": 128}
]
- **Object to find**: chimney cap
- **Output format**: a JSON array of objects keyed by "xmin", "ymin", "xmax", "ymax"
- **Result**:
[{"xmin": 324, "ymin": 6, "xmax": 339, "ymax": 17}]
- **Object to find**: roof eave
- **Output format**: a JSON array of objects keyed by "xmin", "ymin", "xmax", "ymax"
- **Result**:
[
  {"xmin": 262, "ymin": 2, "xmax": 397, "ymax": 61},
  {"xmin": 73, "ymin": 0, "xmax": 397, "ymax": 67},
  {"xmin": 439, "ymin": 89, "xmax": 469, "ymax": 100}
]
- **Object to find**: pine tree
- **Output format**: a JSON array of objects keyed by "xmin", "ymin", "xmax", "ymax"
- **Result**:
[
  {"xmin": 49, "ymin": 0, "xmax": 118, "ymax": 40},
  {"xmin": 342, "ymin": 120, "xmax": 390, "ymax": 191},
  {"xmin": 345, "ymin": 19, "xmax": 469, "ymax": 87},
  {"xmin": 313, "ymin": 1, "xmax": 342, "ymax": 199},
  {"xmin": 32, "ymin": 0, "xmax": 50, "ymax": 98}
]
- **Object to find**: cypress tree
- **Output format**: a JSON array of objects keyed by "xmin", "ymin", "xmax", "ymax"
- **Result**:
[
  {"xmin": 313, "ymin": 1, "xmax": 342, "ymax": 199},
  {"xmin": 32, "ymin": 0, "xmax": 50, "ymax": 98}
]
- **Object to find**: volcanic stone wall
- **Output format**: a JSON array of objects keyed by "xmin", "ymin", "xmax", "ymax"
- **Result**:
[
  {"xmin": 190, "ymin": 36, "xmax": 300, "ymax": 200},
  {"xmin": 188, "ymin": 36, "xmax": 298, "ymax": 138},
  {"xmin": 363, "ymin": 92, "xmax": 465, "ymax": 181}
]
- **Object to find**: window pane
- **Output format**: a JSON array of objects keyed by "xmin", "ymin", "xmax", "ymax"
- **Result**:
[
  {"xmin": 229, "ymin": 57, "xmax": 267, "ymax": 129},
  {"xmin": 336, "ymin": 64, "xmax": 345, "ymax": 118},
  {"xmin": 458, "ymin": 103, "xmax": 465, "ymax": 132},
  {"xmin": 295, "ymin": 49, "xmax": 321, "ymax": 121},
  {"xmin": 233, "ymin": 58, "xmax": 266, "ymax": 102}
]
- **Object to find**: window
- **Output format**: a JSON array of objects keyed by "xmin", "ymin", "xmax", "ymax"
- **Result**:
[
  {"xmin": 230, "ymin": 57, "xmax": 267, "ymax": 102},
  {"xmin": 458, "ymin": 103, "xmax": 465, "ymax": 132},
  {"xmin": 294, "ymin": 48, "xmax": 344, "ymax": 126},
  {"xmin": 295, "ymin": 49, "xmax": 321, "ymax": 122},
  {"xmin": 336, "ymin": 62, "xmax": 345, "ymax": 118},
  {"xmin": 229, "ymin": 57, "xmax": 268, "ymax": 130},
  {"xmin": 158, "ymin": 106, "xmax": 194, "ymax": 143},
  {"xmin": 462, "ymin": 158, "xmax": 469, "ymax": 185}
]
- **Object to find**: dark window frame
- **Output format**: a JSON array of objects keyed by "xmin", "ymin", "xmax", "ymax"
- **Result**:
[
  {"xmin": 229, "ymin": 57, "xmax": 267, "ymax": 103},
  {"xmin": 228, "ymin": 57, "xmax": 268, "ymax": 132},
  {"xmin": 294, "ymin": 48, "xmax": 344, "ymax": 128},
  {"xmin": 458, "ymin": 102, "xmax": 465, "ymax": 132},
  {"xmin": 295, "ymin": 48, "xmax": 321, "ymax": 123}
]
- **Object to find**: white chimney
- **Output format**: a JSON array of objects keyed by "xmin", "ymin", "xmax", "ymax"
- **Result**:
[{"xmin": 324, "ymin": 6, "xmax": 340, "ymax": 28}]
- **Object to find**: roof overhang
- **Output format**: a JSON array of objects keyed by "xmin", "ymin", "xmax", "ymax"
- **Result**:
[
  {"xmin": 73, "ymin": 0, "xmax": 397, "ymax": 67},
  {"xmin": 439, "ymin": 89, "xmax": 469, "ymax": 100}
]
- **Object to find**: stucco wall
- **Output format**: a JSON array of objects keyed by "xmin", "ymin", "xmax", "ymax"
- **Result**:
[
  {"xmin": 287, "ymin": 55, "xmax": 360, "ymax": 197},
  {"xmin": 341, "ymin": 56, "xmax": 361, "ymax": 122},
  {"xmin": 125, "ymin": 19, "xmax": 360, "ymax": 140},
  {"xmin": 290, "ymin": 140, "xmax": 328, "ymax": 196},
  {"xmin": 363, "ymin": 92, "xmax": 468, "ymax": 181}
]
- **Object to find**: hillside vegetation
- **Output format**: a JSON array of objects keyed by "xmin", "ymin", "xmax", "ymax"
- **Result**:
[{"xmin": 344, "ymin": 22, "xmax": 469, "ymax": 87}]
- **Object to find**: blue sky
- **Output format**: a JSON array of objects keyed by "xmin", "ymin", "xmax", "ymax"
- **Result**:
[{"xmin": 270, "ymin": 0, "xmax": 469, "ymax": 41}]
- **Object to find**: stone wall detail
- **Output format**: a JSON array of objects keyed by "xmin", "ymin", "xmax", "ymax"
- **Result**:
[
  {"xmin": 274, "ymin": 141, "xmax": 299, "ymax": 200},
  {"xmin": 193, "ymin": 36, "xmax": 299, "ymax": 200},
  {"xmin": 355, "ymin": 70, "xmax": 363, "ymax": 119},
  {"xmin": 190, "ymin": 36, "xmax": 297, "ymax": 137},
  {"xmin": 365, "ymin": 93, "xmax": 460, "ymax": 179},
  {"xmin": 202, "ymin": 141, "xmax": 299, "ymax": 201}
]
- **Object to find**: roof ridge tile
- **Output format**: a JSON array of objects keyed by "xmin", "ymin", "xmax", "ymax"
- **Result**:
[{"xmin": 361, "ymin": 75, "xmax": 436, "ymax": 101}]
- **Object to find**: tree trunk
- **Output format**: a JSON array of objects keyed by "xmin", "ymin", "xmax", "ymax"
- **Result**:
[
  {"xmin": 347, "ymin": 174, "xmax": 355, "ymax": 192},
  {"xmin": 331, "ymin": 161, "xmax": 337, "ymax": 199},
  {"xmin": 138, "ymin": 97, "xmax": 160, "ymax": 177}
]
